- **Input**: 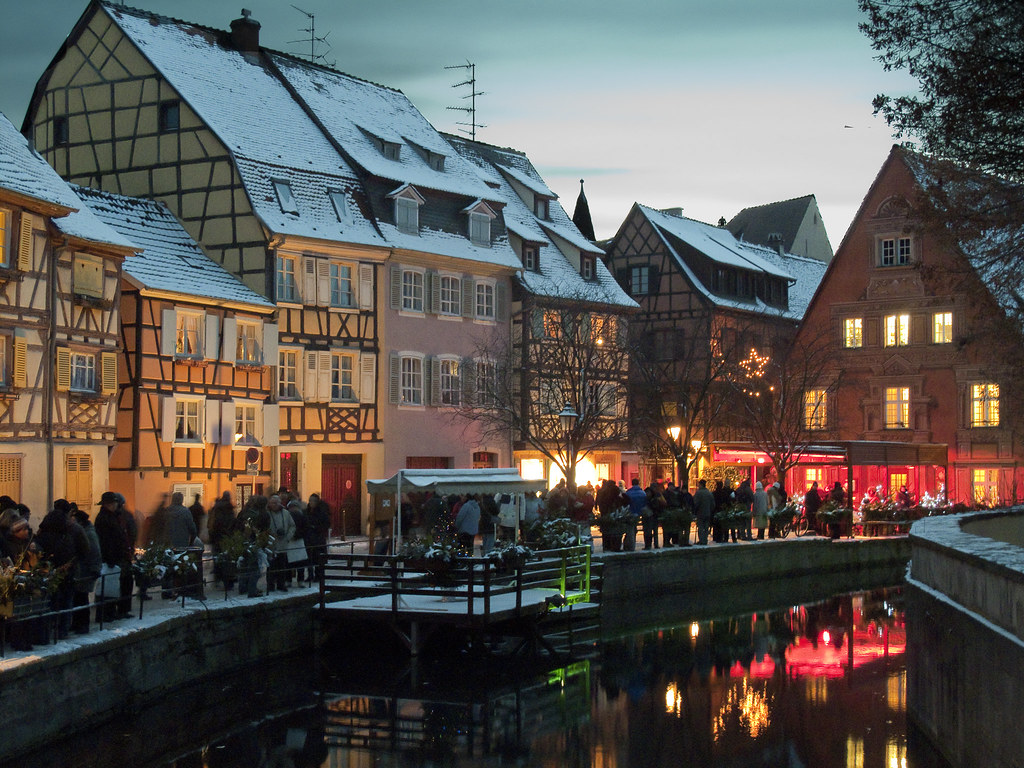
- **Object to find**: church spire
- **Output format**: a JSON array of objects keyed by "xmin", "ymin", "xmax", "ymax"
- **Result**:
[{"xmin": 572, "ymin": 179, "xmax": 596, "ymax": 241}]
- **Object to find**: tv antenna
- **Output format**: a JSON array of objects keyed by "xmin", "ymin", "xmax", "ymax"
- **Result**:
[
  {"xmin": 446, "ymin": 61, "xmax": 485, "ymax": 141},
  {"xmin": 289, "ymin": 5, "xmax": 334, "ymax": 66}
]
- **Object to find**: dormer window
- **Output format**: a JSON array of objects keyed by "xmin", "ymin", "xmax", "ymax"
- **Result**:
[
  {"xmin": 371, "ymin": 136, "xmax": 401, "ymax": 160},
  {"xmin": 388, "ymin": 185, "xmax": 426, "ymax": 236},
  {"xmin": 273, "ymin": 180, "xmax": 298, "ymax": 214},
  {"xmin": 53, "ymin": 116, "xmax": 69, "ymax": 146},
  {"xmin": 328, "ymin": 189, "xmax": 350, "ymax": 223},
  {"xmin": 534, "ymin": 196, "xmax": 550, "ymax": 220},
  {"xmin": 523, "ymin": 243, "xmax": 539, "ymax": 272},
  {"xmin": 581, "ymin": 254, "xmax": 596, "ymax": 281},
  {"xmin": 462, "ymin": 200, "xmax": 496, "ymax": 247},
  {"xmin": 409, "ymin": 142, "xmax": 445, "ymax": 171}
]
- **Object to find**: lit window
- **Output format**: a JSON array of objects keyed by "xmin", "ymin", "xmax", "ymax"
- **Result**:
[
  {"xmin": 475, "ymin": 282, "xmax": 494, "ymax": 319},
  {"xmin": 933, "ymin": 312, "xmax": 953, "ymax": 344},
  {"xmin": 469, "ymin": 212, "xmax": 490, "ymax": 247},
  {"xmin": 401, "ymin": 356, "xmax": 423, "ymax": 405},
  {"xmin": 475, "ymin": 359, "xmax": 495, "ymax": 407},
  {"xmin": 278, "ymin": 349, "xmax": 299, "ymax": 399},
  {"xmin": 395, "ymin": 197, "xmax": 419, "ymax": 234},
  {"xmin": 543, "ymin": 309, "xmax": 561, "ymax": 339},
  {"xmin": 328, "ymin": 189, "xmax": 350, "ymax": 223},
  {"xmin": 884, "ymin": 387, "xmax": 910, "ymax": 429},
  {"xmin": 880, "ymin": 236, "xmax": 912, "ymax": 266},
  {"xmin": 276, "ymin": 255, "xmax": 298, "ymax": 303},
  {"xmin": 175, "ymin": 312, "xmax": 203, "ymax": 357},
  {"xmin": 236, "ymin": 322, "xmax": 262, "ymax": 364},
  {"xmin": 843, "ymin": 318, "xmax": 863, "ymax": 348},
  {"xmin": 175, "ymin": 399, "xmax": 202, "ymax": 442},
  {"xmin": 804, "ymin": 389, "xmax": 828, "ymax": 430},
  {"xmin": 0, "ymin": 209, "xmax": 9, "ymax": 267},
  {"xmin": 630, "ymin": 265, "xmax": 650, "ymax": 295},
  {"xmin": 402, "ymin": 270, "xmax": 424, "ymax": 312},
  {"xmin": 158, "ymin": 100, "xmax": 180, "ymax": 132},
  {"xmin": 971, "ymin": 383, "xmax": 999, "ymax": 427},
  {"xmin": 973, "ymin": 468, "xmax": 999, "ymax": 505},
  {"xmin": 72, "ymin": 253, "xmax": 104, "ymax": 298},
  {"xmin": 273, "ymin": 180, "xmax": 298, "ymax": 215},
  {"xmin": 234, "ymin": 404, "xmax": 258, "ymax": 445},
  {"xmin": 523, "ymin": 244, "xmax": 539, "ymax": 272},
  {"xmin": 440, "ymin": 359, "xmax": 460, "ymax": 406},
  {"xmin": 440, "ymin": 275, "xmax": 461, "ymax": 315},
  {"xmin": 331, "ymin": 353, "xmax": 355, "ymax": 401},
  {"xmin": 883, "ymin": 314, "xmax": 909, "ymax": 346},
  {"xmin": 330, "ymin": 263, "xmax": 354, "ymax": 308}
]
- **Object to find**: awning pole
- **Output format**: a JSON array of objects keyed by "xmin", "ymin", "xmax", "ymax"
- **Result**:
[{"xmin": 394, "ymin": 470, "xmax": 402, "ymax": 552}]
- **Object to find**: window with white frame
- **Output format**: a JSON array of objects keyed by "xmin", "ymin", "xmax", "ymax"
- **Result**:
[
  {"xmin": 469, "ymin": 212, "xmax": 490, "ymax": 246},
  {"xmin": 879, "ymin": 236, "xmax": 912, "ymax": 266},
  {"xmin": 804, "ymin": 389, "xmax": 828, "ymax": 430},
  {"xmin": 581, "ymin": 255, "xmax": 596, "ymax": 281},
  {"xmin": 176, "ymin": 311, "xmax": 203, "ymax": 357},
  {"xmin": 72, "ymin": 253, "xmax": 104, "ymax": 298},
  {"xmin": 973, "ymin": 468, "xmax": 1000, "ymax": 505},
  {"xmin": 0, "ymin": 208, "xmax": 9, "ymax": 268},
  {"xmin": 330, "ymin": 262, "xmax": 354, "ymax": 308},
  {"xmin": 534, "ymin": 197, "xmax": 549, "ymax": 220},
  {"xmin": 395, "ymin": 197, "xmax": 419, "ymax": 234},
  {"xmin": 523, "ymin": 243, "xmax": 539, "ymax": 272},
  {"xmin": 933, "ymin": 312, "xmax": 953, "ymax": 344},
  {"xmin": 328, "ymin": 189, "xmax": 350, "ymax": 223},
  {"xmin": 402, "ymin": 269, "xmax": 424, "ymax": 312},
  {"xmin": 475, "ymin": 359, "xmax": 495, "ymax": 407},
  {"xmin": 883, "ymin": 314, "xmax": 909, "ymax": 347},
  {"xmin": 440, "ymin": 358, "xmax": 460, "ymax": 406},
  {"xmin": 971, "ymin": 383, "xmax": 1000, "ymax": 427},
  {"xmin": 234, "ymin": 404, "xmax": 258, "ymax": 445},
  {"xmin": 277, "ymin": 255, "xmax": 299, "ymax": 303},
  {"xmin": 273, "ymin": 180, "xmax": 298, "ymax": 214},
  {"xmin": 884, "ymin": 386, "xmax": 910, "ymax": 429},
  {"xmin": 331, "ymin": 353, "xmax": 356, "ymax": 402},
  {"xmin": 440, "ymin": 275, "xmax": 461, "ymax": 315},
  {"xmin": 475, "ymin": 282, "xmax": 495, "ymax": 320},
  {"xmin": 278, "ymin": 349, "xmax": 299, "ymax": 399},
  {"xmin": 69, "ymin": 351, "xmax": 95, "ymax": 392},
  {"xmin": 175, "ymin": 398, "xmax": 203, "ymax": 442},
  {"xmin": 630, "ymin": 265, "xmax": 650, "ymax": 295},
  {"xmin": 401, "ymin": 356, "xmax": 423, "ymax": 405},
  {"xmin": 236, "ymin": 321, "xmax": 262, "ymax": 364},
  {"xmin": 843, "ymin": 318, "xmax": 863, "ymax": 348}
]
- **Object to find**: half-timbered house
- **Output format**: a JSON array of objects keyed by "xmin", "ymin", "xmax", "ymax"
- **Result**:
[
  {"xmin": 0, "ymin": 111, "xmax": 134, "ymax": 514},
  {"xmin": 71, "ymin": 185, "xmax": 276, "ymax": 518}
]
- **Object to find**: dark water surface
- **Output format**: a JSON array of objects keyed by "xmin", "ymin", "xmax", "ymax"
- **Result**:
[{"xmin": 17, "ymin": 585, "xmax": 953, "ymax": 768}]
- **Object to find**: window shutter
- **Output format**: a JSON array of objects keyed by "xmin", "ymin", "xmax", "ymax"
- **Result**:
[
  {"xmin": 462, "ymin": 356, "xmax": 476, "ymax": 406},
  {"xmin": 358, "ymin": 263, "xmax": 374, "ymax": 310},
  {"xmin": 17, "ymin": 215, "xmax": 32, "ymax": 271},
  {"xmin": 581, "ymin": 312, "xmax": 592, "ymax": 340},
  {"xmin": 495, "ymin": 281, "xmax": 508, "ymax": 321},
  {"xmin": 262, "ymin": 322, "xmax": 278, "ymax": 366},
  {"xmin": 161, "ymin": 308, "xmax": 176, "ymax": 356},
  {"xmin": 221, "ymin": 317, "xmax": 236, "ymax": 362},
  {"xmin": 12, "ymin": 337, "xmax": 26, "ymax": 389},
  {"xmin": 389, "ymin": 352, "xmax": 400, "ymax": 404},
  {"xmin": 100, "ymin": 351, "xmax": 117, "ymax": 395},
  {"xmin": 390, "ymin": 265, "xmax": 402, "ymax": 310},
  {"xmin": 649, "ymin": 266, "xmax": 661, "ymax": 294},
  {"xmin": 461, "ymin": 278, "xmax": 474, "ymax": 318},
  {"xmin": 428, "ymin": 356, "xmax": 440, "ymax": 406},
  {"xmin": 425, "ymin": 270, "xmax": 438, "ymax": 314},
  {"xmin": 317, "ymin": 261, "xmax": 330, "ymax": 305},
  {"xmin": 304, "ymin": 352, "xmax": 319, "ymax": 402},
  {"xmin": 220, "ymin": 401, "xmax": 235, "ymax": 445},
  {"xmin": 303, "ymin": 258, "xmax": 316, "ymax": 305},
  {"xmin": 531, "ymin": 308, "xmax": 544, "ymax": 338},
  {"xmin": 359, "ymin": 352, "xmax": 376, "ymax": 404},
  {"xmin": 262, "ymin": 403, "xmax": 280, "ymax": 446},
  {"xmin": 317, "ymin": 351, "xmax": 331, "ymax": 402},
  {"xmin": 55, "ymin": 347, "xmax": 71, "ymax": 391},
  {"xmin": 617, "ymin": 316, "xmax": 629, "ymax": 347},
  {"xmin": 204, "ymin": 313, "xmax": 219, "ymax": 360},
  {"xmin": 205, "ymin": 400, "xmax": 219, "ymax": 444},
  {"xmin": 161, "ymin": 395, "xmax": 175, "ymax": 443}
]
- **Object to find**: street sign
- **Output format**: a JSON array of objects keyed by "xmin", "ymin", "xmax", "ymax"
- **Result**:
[{"xmin": 245, "ymin": 446, "xmax": 260, "ymax": 464}]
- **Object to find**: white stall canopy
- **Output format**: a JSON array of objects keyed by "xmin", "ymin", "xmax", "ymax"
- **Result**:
[{"xmin": 366, "ymin": 468, "xmax": 546, "ymax": 496}]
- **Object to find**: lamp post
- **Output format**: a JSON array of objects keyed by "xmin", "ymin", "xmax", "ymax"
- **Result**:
[
  {"xmin": 667, "ymin": 425, "xmax": 681, "ymax": 486},
  {"xmin": 558, "ymin": 403, "xmax": 579, "ymax": 490}
]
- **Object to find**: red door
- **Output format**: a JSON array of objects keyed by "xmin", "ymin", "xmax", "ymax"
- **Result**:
[{"xmin": 322, "ymin": 456, "xmax": 362, "ymax": 537}]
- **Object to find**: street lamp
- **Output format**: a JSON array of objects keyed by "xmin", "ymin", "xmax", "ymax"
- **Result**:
[
  {"xmin": 557, "ymin": 403, "xmax": 579, "ymax": 489},
  {"xmin": 667, "ymin": 425, "xmax": 681, "ymax": 485}
]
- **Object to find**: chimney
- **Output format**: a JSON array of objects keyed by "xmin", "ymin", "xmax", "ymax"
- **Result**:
[
  {"xmin": 767, "ymin": 232, "xmax": 784, "ymax": 255},
  {"xmin": 230, "ymin": 9, "xmax": 261, "ymax": 52},
  {"xmin": 660, "ymin": 207, "xmax": 684, "ymax": 218}
]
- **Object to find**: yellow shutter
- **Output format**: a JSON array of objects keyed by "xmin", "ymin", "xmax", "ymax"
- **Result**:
[
  {"xmin": 17, "ymin": 215, "xmax": 31, "ymax": 271},
  {"xmin": 65, "ymin": 455, "xmax": 93, "ymax": 509},
  {"xmin": 55, "ymin": 347, "xmax": 71, "ymax": 392},
  {"xmin": 0, "ymin": 456, "xmax": 21, "ymax": 500},
  {"xmin": 12, "ymin": 337, "xmax": 26, "ymax": 388},
  {"xmin": 100, "ymin": 351, "xmax": 117, "ymax": 396}
]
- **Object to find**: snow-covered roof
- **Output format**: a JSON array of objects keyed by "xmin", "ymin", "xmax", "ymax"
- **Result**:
[
  {"xmin": 636, "ymin": 204, "xmax": 826, "ymax": 320},
  {"xmin": 0, "ymin": 111, "xmax": 131, "ymax": 249},
  {"xmin": 71, "ymin": 185, "xmax": 274, "ymax": 309},
  {"xmin": 496, "ymin": 164, "xmax": 557, "ymax": 199},
  {"xmin": 447, "ymin": 135, "xmax": 637, "ymax": 310}
]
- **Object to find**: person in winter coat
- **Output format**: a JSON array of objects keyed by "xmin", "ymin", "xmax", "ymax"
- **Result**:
[
  {"xmin": 692, "ymin": 479, "xmax": 715, "ymax": 545},
  {"xmin": 267, "ymin": 495, "xmax": 295, "ymax": 592},
  {"xmin": 735, "ymin": 479, "xmax": 755, "ymax": 541},
  {"xmin": 94, "ymin": 491, "xmax": 134, "ymax": 622},
  {"xmin": 304, "ymin": 493, "xmax": 331, "ymax": 583},
  {"xmin": 752, "ymin": 482, "xmax": 769, "ymax": 539},
  {"xmin": 286, "ymin": 499, "xmax": 309, "ymax": 586},
  {"xmin": 623, "ymin": 479, "xmax": 648, "ymax": 552},
  {"xmin": 70, "ymin": 507, "xmax": 102, "ymax": 635},
  {"xmin": 766, "ymin": 482, "xmax": 787, "ymax": 538},
  {"xmin": 455, "ymin": 494, "xmax": 481, "ymax": 552},
  {"xmin": 35, "ymin": 501, "xmax": 89, "ymax": 639},
  {"xmin": 208, "ymin": 491, "xmax": 236, "ymax": 587}
]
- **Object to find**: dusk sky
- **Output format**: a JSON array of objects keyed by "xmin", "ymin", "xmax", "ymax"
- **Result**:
[{"xmin": 0, "ymin": 0, "xmax": 917, "ymax": 245}]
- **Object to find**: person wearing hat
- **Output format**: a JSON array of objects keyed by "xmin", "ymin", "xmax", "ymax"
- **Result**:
[
  {"xmin": 94, "ymin": 491, "xmax": 134, "ymax": 622},
  {"xmin": 0, "ymin": 506, "xmax": 32, "ymax": 563}
]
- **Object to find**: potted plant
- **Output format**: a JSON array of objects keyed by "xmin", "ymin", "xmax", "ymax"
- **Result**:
[
  {"xmin": 659, "ymin": 506, "xmax": 693, "ymax": 545},
  {"xmin": 485, "ymin": 541, "xmax": 534, "ymax": 573},
  {"xmin": 818, "ymin": 502, "xmax": 851, "ymax": 539},
  {"xmin": 526, "ymin": 517, "xmax": 589, "ymax": 552},
  {"xmin": 767, "ymin": 503, "xmax": 799, "ymax": 537},
  {"xmin": 595, "ymin": 509, "xmax": 633, "ymax": 552}
]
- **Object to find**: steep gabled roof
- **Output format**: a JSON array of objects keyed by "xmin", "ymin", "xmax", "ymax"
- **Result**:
[
  {"xmin": 0, "ymin": 111, "xmax": 131, "ymax": 248},
  {"xmin": 446, "ymin": 135, "xmax": 637, "ymax": 311},
  {"xmin": 726, "ymin": 194, "xmax": 816, "ymax": 251},
  {"xmin": 72, "ymin": 184, "xmax": 274, "ymax": 309},
  {"xmin": 636, "ymin": 204, "xmax": 826, "ymax": 320}
]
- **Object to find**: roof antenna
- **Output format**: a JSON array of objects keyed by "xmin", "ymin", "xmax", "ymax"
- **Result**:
[
  {"xmin": 445, "ymin": 61, "xmax": 485, "ymax": 141},
  {"xmin": 288, "ymin": 5, "xmax": 335, "ymax": 66}
]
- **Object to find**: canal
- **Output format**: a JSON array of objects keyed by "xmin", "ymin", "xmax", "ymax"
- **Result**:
[{"xmin": 17, "ymin": 582, "xmax": 953, "ymax": 768}]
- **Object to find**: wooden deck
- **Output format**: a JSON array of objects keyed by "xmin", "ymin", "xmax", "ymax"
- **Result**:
[{"xmin": 317, "ymin": 546, "xmax": 598, "ymax": 656}]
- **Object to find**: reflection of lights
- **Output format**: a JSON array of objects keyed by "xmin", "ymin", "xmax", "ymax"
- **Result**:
[
  {"xmin": 713, "ymin": 680, "xmax": 771, "ymax": 742},
  {"xmin": 887, "ymin": 670, "xmax": 905, "ymax": 712},
  {"xmin": 822, "ymin": 630, "xmax": 831, "ymax": 645},
  {"xmin": 886, "ymin": 737, "xmax": 906, "ymax": 768},
  {"xmin": 846, "ymin": 736, "xmax": 865, "ymax": 768},
  {"xmin": 806, "ymin": 677, "xmax": 828, "ymax": 705},
  {"xmin": 690, "ymin": 622, "xmax": 699, "ymax": 639},
  {"xmin": 664, "ymin": 682, "xmax": 683, "ymax": 716}
]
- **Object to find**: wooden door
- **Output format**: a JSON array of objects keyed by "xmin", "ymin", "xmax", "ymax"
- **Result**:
[{"xmin": 322, "ymin": 456, "xmax": 361, "ymax": 537}]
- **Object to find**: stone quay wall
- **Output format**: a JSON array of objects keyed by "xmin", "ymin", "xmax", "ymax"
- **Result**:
[{"xmin": 906, "ymin": 508, "xmax": 1024, "ymax": 768}]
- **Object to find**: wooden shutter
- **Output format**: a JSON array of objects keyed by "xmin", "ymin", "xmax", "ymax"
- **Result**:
[
  {"xmin": 12, "ymin": 337, "xmax": 26, "ymax": 388},
  {"xmin": 428, "ymin": 356, "xmax": 440, "ymax": 406},
  {"xmin": 303, "ymin": 258, "xmax": 316, "ymax": 304},
  {"xmin": 65, "ymin": 455, "xmax": 92, "ymax": 509},
  {"xmin": 161, "ymin": 308, "xmax": 177, "ymax": 356},
  {"xmin": 0, "ymin": 456, "xmax": 21, "ymax": 500},
  {"xmin": 359, "ymin": 352, "xmax": 376, "ymax": 404},
  {"xmin": 358, "ymin": 263, "xmax": 374, "ymax": 309},
  {"xmin": 205, "ymin": 400, "xmax": 219, "ymax": 444},
  {"xmin": 161, "ymin": 395, "xmax": 176, "ymax": 442},
  {"xmin": 204, "ymin": 313, "xmax": 220, "ymax": 360},
  {"xmin": 17, "ymin": 214, "xmax": 32, "ymax": 271},
  {"xmin": 317, "ymin": 261, "xmax": 331, "ymax": 305},
  {"xmin": 220, "ymin": 401, "xmax": 235, "ymax": 445},
  {"xmin": 317, "ymin": 351, "xmax": 331, "ymax": 402},
  {"xmin": 262, "ymin": 322, "xmax": 278, "ymax": 366},
  {"xmin": 100, "ymin": 351, "xmax": 117, "ymax": 396},
  {"xmin": 390, "ymin": 264, "xmax": 402, "ymax": 310},
  {"xmin": 495, "ymin": 281, "xmax": 508, "ymax": 321},
  {"xmin": 461, "ymin": 278, "xmax": 474, "ymax": 318},
  {"xmin": 304, "ymin": 351, "xmax": 319, "ymax": 402},
  {"xmin": 220, "ymin": 317, "xmax": 236, "ymax": 362},
  {"xmin": 262, "ymin": 403, "xmax": 280, "ymax": 446},
  {"xmin": 425, "ymin": 270, "xmax": 438, "ymax": 314},
  {"xmin": 389, "ymin": 352, "xmax": 400, "ymax": 404},
  {"xmin": 55, "ymin": 347, "xmax": 71, "ymax": 391}
]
